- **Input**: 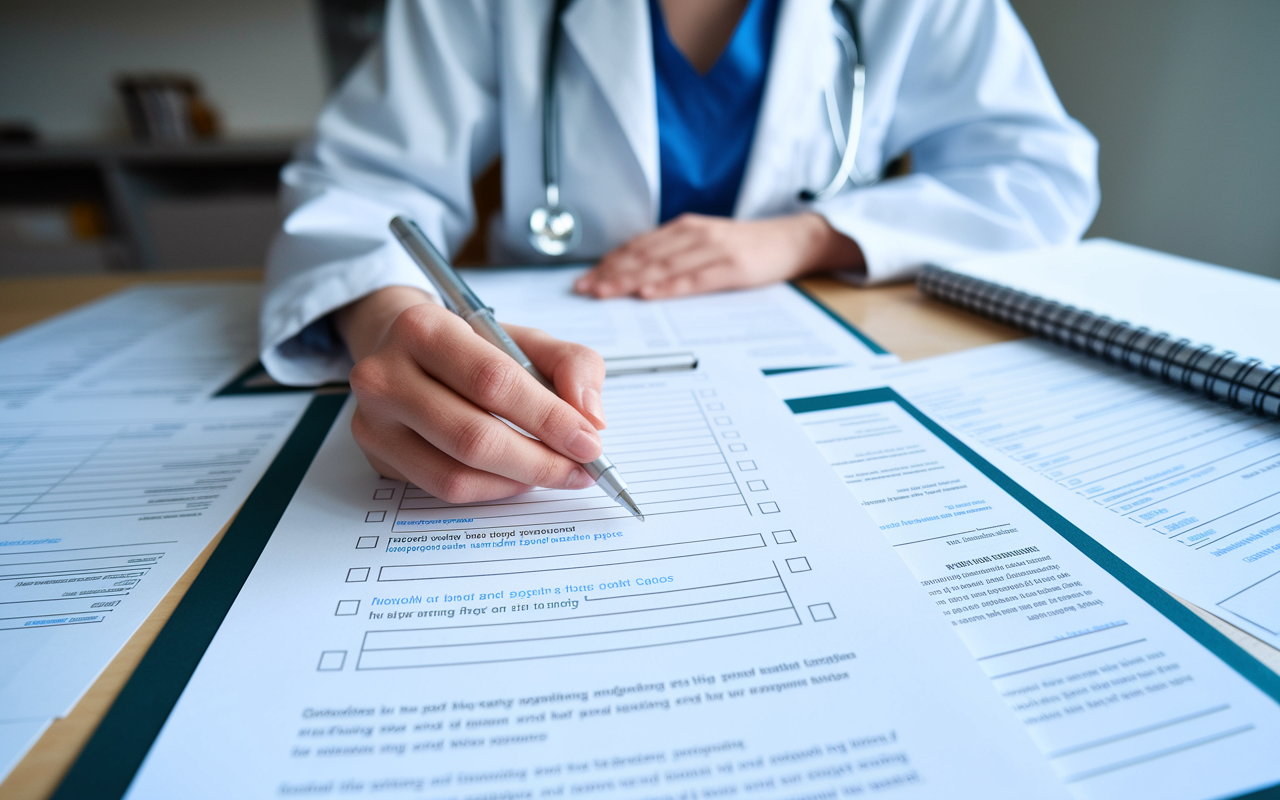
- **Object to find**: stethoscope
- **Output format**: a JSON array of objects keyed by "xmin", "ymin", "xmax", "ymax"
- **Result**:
[{"xmin": 528, "ymin": 0, "xmax": 872, "ymax": 257}]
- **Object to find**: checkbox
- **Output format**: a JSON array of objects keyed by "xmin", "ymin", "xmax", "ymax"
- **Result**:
[
  {"xmin": 808, "ymin": 603, "xmax": 835, "ymax": 622},
  {"xmin": 727, "ymin": 443, "xmax": 747, "ymax": 452},
  {"xmin": 365, "ymin": 510, "xmax": 386, "ymax": 523},
  {"xmin": 373, "ymin": 488, "xmax": 394, "ymax": 500},
  {"xmin": 346, "ymin": 567, "xmax": 370, "ymax": 582},
  {"xmin": 721, "ymin": 431, "xmax": 740, "ymax": 439},
  {"xmin": 772, "ymin": 529, "xmax": 796, "ymax": 544},
  {"xmin": 758, "ymin": 501, "xmax": 780, "ymax": 514},
  {"xmin": 706, "ymin": 402, "xmax": 724, "ymax": 411},
  {"xmin": 356, "ymin": 536, "xmax": 379, "ymax": 549},
  {"xmin": 713, "ymin": 416, "xmax": 732, "ymax": 425},
  {"xmin": 335, "ymin": 600, "xmax": 360, "ymax": 616},
  {"xmin": 317, "ymin": 650, "xmax": 347, "ymax": 671},
  {"xmin": 786, "ymin": 557, "xmax": 811, "ymax": 573},
  {"xmin": 747, "ymin": 480, "xmax": 768, "ymax": 491},
  {"xmin": 700, "ymin": 389, "xmax": 717, "ymax": 397},
  {"xmin": 737, "ymin": 459, "xmax": 758, "ymax": 471}
]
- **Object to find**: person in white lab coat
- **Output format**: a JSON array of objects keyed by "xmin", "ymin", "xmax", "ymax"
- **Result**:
[{"xmin": 263, "ymin": 0, "xmax": 1098, "ymax": 503}]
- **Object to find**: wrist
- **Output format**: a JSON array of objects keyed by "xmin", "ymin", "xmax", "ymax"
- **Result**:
[
  {"xmin": 792, "ymin": 212, "xmax": 866, "ymax": 277},
  {"xmin": 335, "ymin": 286, "xmax": 437, "ymax": 361}
]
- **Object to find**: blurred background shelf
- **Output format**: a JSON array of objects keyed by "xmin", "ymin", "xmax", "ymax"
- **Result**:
[
  {"xmin": 0, "ymin": 140, "xmax": 295, "ymax": 274},
  {"xmin": 0, "ymin": 0, "xmax": 387, "ymax": 277}
]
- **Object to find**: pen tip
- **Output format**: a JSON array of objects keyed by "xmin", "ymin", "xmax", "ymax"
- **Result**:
[{"xmin": 617, "ymin": 490, "xmax": 644, "ymax": 521}]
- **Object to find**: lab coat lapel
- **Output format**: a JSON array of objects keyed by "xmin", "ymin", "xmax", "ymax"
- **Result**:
[
  {"xmin": 561, "ymin": 0, "xmax": 660, "ymax": 221},
  {"xmin": 736, "ymin": 0, "xmax": 835, "ymax": 218}
]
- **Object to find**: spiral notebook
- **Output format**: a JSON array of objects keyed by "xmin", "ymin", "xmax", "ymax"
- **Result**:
[{"xmin": 918, "ymin": 239, "xmax": 1280, "ymax": 418}]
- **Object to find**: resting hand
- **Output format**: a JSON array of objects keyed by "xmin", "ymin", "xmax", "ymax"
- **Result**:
[
  {"xmin": 336, "ymin": 286, "xmax": 607, "ymax": 504},
  {"xmin": 574, "ymin": 212, "xmax": 864, "ymax": 299}
]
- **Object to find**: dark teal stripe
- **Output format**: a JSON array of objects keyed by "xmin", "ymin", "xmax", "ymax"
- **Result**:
[
  {"xmin": 51, "ymin": 392, "xmax": 348, "ymax": 800},
  {"xmin": 787, "ymin": 387, "xmax": 1280, "ymax": 709},
  {"xmin": 788, "ymin": 281, "xmax": 890, "ymax": 355},
  {"xmin": 216, "ymin": 360, "xmax": 346, "ymax": 396},
  {"xmin": 761, "ymin": 365, "xmax": 840, "ymax": 376}
]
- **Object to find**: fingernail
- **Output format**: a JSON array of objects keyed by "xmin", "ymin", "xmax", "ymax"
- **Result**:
[
  {"xmin": 567, "ymin": 468, "xmax": 596, "ymax": 490},
  {"xmin": 581, "ymin": 387, "xmax": 606, "ymax": 428},
  {"xmin": 565, "ymin": 428, "xmax": 602, "ymax": 461}
]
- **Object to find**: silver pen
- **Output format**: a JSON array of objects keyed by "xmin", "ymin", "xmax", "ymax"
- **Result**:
[{"xmin": 389, "ymin": 216, "xmax": 644, "ymax": 521}]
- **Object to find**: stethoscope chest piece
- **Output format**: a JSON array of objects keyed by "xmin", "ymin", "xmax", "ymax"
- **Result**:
[{"xmin": 528, "ymin": 185, "xmax": 581, "ymax": 256}]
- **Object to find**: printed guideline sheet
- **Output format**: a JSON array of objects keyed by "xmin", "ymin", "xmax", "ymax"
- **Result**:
[
  {"xmin": 0, "ymin": 284, "xmax": 264, "ymax": 411},
  {"xmin": 0, "ymin": 285, "xmax": 311, "ymax": 775},
  {"xmin": 877, "ymin": 340, "xmax": 1280, "ymax": 648},
  {"xmin": 769, "ymin": 366, "xmax": 1280, "ymax": 800},
  {"xmin": 123, "ymin": 358, "xmax": 1063, "ymax": 799}
]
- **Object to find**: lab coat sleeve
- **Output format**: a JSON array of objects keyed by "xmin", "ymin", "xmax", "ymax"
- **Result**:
[
  {"xmin": 260, "ymin": 0, "xmax": 501, "ymax": 386},
  {"xmin": 814, "ymin": 0, "xmax": 1099, "ymax": 285}
]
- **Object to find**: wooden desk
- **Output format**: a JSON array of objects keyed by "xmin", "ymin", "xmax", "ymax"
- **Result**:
[{"xmin": 1, "ymin": 272, "xmax": 1276, "ymax": 800}]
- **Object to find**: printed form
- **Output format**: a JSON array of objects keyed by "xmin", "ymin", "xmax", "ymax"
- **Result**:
[
  {"xmin": 878, "ymin": 341, "xmax": 1280, "ymax": 649},
  {"xmin": 0, "ymin": 285, "xmax": 310, "ymax": 774},
  {"xmin": 124, "ymin": 358, "xmax": 1063, "ymax": 799},
  {"xmin": 0, "ymin": 284, "xmax": 266, "ymax": 411},
  {"xmin": 459, "ymin": 267, "xmax": 892, "ymax": 370},
  {"xmin": 769, "ymin": 366, "xmax": 1280, "ymax": 800}
]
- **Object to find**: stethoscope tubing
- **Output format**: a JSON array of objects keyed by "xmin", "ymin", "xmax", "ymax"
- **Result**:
[
  {"xmin": 530, "ymin": 0, "xmax": 869, "ymax": 255},
  {"xmin": 541, "ymin": 0, "xmax": 574, "ymax": 209}
]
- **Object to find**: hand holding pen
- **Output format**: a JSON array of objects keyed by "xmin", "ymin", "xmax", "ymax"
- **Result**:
[{"xmin": 329, "ymin": 217, "xmax": 642, "ymax": 519}]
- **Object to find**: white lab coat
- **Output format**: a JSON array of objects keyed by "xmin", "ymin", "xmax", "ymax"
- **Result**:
[{"xmin": 263, "ymin": 0, "xmax": 1098, "ymax": 386}]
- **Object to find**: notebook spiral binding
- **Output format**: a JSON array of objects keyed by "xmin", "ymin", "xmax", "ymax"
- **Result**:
[{"xmin": 918, "ymin": 264, "xmax": 1280, "ymax": 419}]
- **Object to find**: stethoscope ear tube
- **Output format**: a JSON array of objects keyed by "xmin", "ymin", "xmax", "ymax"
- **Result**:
[
  {"xmin": 541, "ymin": 0, "xmax": 573, "ymax": 196},
  {"xmin": 802, "ymin": 63, "xmax": 867, "ymax": 202},
  {"xmin": 799, "ymin": 0, "xmax": 871, "ymax": 202}
]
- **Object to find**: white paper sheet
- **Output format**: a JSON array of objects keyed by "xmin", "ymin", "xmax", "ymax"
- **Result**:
[
  {"xmin": 863, "ymin": 340, "xmax": 1280, "ymax": 649},
  {"xmin": 942, "ymin": 239, "xmax": 1280, "ymax": 364},
  {"xmin": 0, "ymin": 398, "xmax": 310, "ymax": 717},
  {"xmin": 0, "ymin": 285, "xmax": 312, "ymax": 778},
  {"xmin": 769, "ymin": 364, "xmax": 1280, "ymax": 799},
  {"xmin": 459, "ymin": 266, "xmax": 894, "ymax": 369},
  {"xmin": 0, "ymin": 717, "xmax": 51, "ymax": 781},
  {"xmin": 0, "ymin": 284, "xmax": 266, "ymax": 411},
  {"xmin": 123, "ymin": 358, "xmax": 1063, "ymax": 800}
]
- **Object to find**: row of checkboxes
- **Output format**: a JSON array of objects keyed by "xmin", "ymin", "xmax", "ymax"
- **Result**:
[
  {"xmin": 344, "ymin": 529, "xmax": 794, "ymax": 572},
  {"xmin": 366, "ymin": 488, "xmax": 396, "ymax": 528},
  {"xmin": 319, "ymin": 524, "xmax": 825, "ymax": 672},
  {"xmin": 316, "ymin": 601, "xmax": 836, "ymax": 672},
  {"xmin": 706, "ymin": 412, "xmax": 771, "ymax": 508}
]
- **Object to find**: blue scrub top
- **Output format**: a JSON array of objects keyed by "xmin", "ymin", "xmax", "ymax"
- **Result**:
[{"xmin": 650, "ymin": 0, "xmax": 781, "ymax": 223}]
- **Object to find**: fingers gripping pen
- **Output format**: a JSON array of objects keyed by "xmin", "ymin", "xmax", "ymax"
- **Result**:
[{"xmin": 389, "ymin": 216, "xmax": 644, "ymax": 521}]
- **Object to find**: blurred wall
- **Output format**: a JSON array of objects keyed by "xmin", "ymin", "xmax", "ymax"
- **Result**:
[
  {"xmin": 1013, "ymin": 0, "xmax": 1280, "ymax": 279},
  {"xmin": 0, "ymin": 0, "xmax": 327, "ymax": 140},
  {"xmin": 1, "ymin": 0, "xmax": 1276, "ymax": 279}
]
